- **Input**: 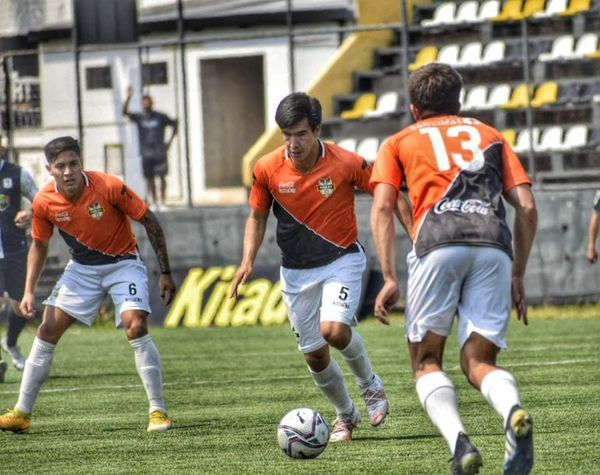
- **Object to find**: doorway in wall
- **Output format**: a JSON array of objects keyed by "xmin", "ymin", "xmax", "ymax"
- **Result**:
[{"xmin": 200, "ymin": 55, "xmax": 265, "ymax": 187}]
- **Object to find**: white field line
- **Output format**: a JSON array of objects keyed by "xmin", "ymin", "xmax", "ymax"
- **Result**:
[{"xmin": 0, "ymin": 357, "xmax": 595, "ymax": 396}]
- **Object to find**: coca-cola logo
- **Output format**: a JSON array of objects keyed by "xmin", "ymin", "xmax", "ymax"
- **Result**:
[{"xmin": 433, "ymin": 198, "xmax": 491, "ymax": 215}]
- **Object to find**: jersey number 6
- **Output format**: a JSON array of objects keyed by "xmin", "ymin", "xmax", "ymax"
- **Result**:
[{"xmin": 420, "ymin": 125, "xmax": 485, "ymax": 172}]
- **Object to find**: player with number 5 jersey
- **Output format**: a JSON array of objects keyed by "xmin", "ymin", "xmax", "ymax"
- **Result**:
[
  {"xmin": 370, "ymin": 63, "xmax": 538, "ymax": 475},
  {"xmin": 0, "ymin": 136, "xmax": 177, "ymax": 434},
  {"xmin": 230, "ymin": 93, "xmax": 412, "ymax": 444}
]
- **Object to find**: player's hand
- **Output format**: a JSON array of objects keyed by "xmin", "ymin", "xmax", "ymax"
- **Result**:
[
  {"xmin": 587, "ymin": 247, "xmax": 597, "ymax": 264},
  {"xmin": 14, "ymin": 209, "xmax": 33, "ymax": 228},
  {"xmin": 125, "ymin": 86, "xmax": 134, "ymax": 98},
  {"xmin": 373, "ymin": 280, "xmax": 399, "ymax": 325},
  {"xmin": 229, "ymin": 263, "xmax": 252, "ymax": 299},
  {"xmin": 511, "ymin": 275, "xmax": 528, "ymax": 325},
  {"xmin": 19, "ymin": 292, "xmax": 37, "ymax": 319},
  {"xmin": 159, "ymin": 273, "xmax": 176, "ymax": 305}
]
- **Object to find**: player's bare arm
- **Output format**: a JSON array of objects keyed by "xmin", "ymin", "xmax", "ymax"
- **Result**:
[
  {"xmin": 504, "ymin": 184, "xmax": 538, "ymax": 325},
  {"xmin": 395, "ymin": 191, "xmax": 413, "ymax": 239},
  {"xmin": 230, "ymin": 208, "xmax": 269, "ymax": 299},
  {"xmin": 587, "ymin": 212, "xmax": 600, "ymax": 264},
  {"xmin": 122, "ymin": 86, "xmax": 134, "ymax": 118},
  {"xmin": 139, "ymin": 209, "xmax": 176, "ymax": 305},
  {"xmin": 20, "ymin": 238, "xmax": 50, "ymax": 318},
  {"xmin": 370, "ymin": 183, "xmax": 400, "ymax": 324},
  {"xmin": 14, "ymin": 209, "xmax": 33, "ymax": 229}
]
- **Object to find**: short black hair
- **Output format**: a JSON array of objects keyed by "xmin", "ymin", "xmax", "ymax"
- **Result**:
[
  {"xmin": 44, "ymin": 136, "xmax": 81, "ymax": 163},
  {"xmin": 408, "ymin": 63, "xmax": 463, "ymax": 117},
  {"xmin": 275, "ymin": 92, "xmax": 322, "ymax": 130}
]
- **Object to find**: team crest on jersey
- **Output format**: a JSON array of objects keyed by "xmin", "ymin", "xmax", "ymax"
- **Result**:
[
  {"xmin": 279, "ymin": 181, "xmax": 296, "ymax": 193},
  {"xmin": 88, "ymin": 202, "xmax": 104, "ymax": 220},
  {"xmin": 2, "ymin": 178, "xmax": 13, "ymax": 189},
  {"xmin": 317, "ymin": 177, "xmax": 335, "ymax": 198},
  {"xmin": 0, "ymin": 194, "xmax": 8, "ymax": 211}
]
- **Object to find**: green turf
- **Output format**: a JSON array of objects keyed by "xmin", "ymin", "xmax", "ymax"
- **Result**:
[{"xmin": 1, "ymin": 312, "xmax": 599, "ymax": 474}]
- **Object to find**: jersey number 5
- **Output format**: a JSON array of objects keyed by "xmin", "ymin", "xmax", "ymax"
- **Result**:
[{"xmin": 420, "ymin": 125, "xmax": 485, "ymax": 172}]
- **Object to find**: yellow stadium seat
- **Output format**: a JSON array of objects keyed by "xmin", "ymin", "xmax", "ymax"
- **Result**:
[
  {"xmin": 521, "ymin": 0, "xmax": 546, "ymax": 17},
  {"xmin": 492, "ymin": 0, "xmax": 523, "ymax": 21},
  {"xmin": 340, "ymin": 93, "xmax": 377, "ymax": 120},
  {"xmin": 501, "ymin": 84, "xmax": 531, "ymax": 109},
  {"xmin": 409, "ymin": 46, "xmax": 438, "ymax": 72},
  {"xmin": 560, "ymin": 0, "xmax": 591, "ymax": 16},
  {"xmin": 531, "ymin": 82, "xmax": 559, "ymax": 108},
  {"xmin": 501, "ymin": 129, "xmax": 517, "ymax": 146}
]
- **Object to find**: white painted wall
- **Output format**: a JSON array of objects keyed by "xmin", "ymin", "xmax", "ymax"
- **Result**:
[{"xmin": 8, "ymin": 29, "xmax": 340, "ymax": 205}]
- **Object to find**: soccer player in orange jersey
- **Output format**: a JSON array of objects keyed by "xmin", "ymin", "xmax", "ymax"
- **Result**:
[
  {"xmin": 370, "ymin": 64, "xmax": 538, "ymax": 475},
  {"xmin": 230, "ymin": 93, "xmax": 410, "ymax": 443},
  {"xmin": 0, "ymin": 136, "xmax": 176, "ymax": 433}
]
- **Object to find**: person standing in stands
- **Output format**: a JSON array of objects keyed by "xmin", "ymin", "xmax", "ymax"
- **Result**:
[{"xmin": 122, "ymin": 86, "xmax": 178, "ymax": 212}]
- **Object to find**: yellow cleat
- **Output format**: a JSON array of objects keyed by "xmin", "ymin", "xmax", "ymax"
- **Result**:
[
  {"xmin": 147, "ymin": 410, "xmax": 172, "ymax": 432},
  {"xmin": 0, "ymin": 407, "xmax": 31, "ymax": 433}
]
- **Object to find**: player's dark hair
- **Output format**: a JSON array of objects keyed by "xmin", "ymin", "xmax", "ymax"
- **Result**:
[
  {"xmin": 275, "ymin": 92, "xmax": 322, "ymax": 131},
  {"xmin": 44, "ymin": 136, "xmax": 81, "ymax": 163},
  {"xmin": 408, "ymin": 63, "xmax": 463, "ymax": 117}
]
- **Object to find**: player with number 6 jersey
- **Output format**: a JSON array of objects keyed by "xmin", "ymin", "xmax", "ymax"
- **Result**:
[
  {"xmin": 0, "ymin": 136, "xmax": 177, "ymax": 434},
  {"xmin": 370, "ymin": 63, "xmax": 538, "ymax": 475}
]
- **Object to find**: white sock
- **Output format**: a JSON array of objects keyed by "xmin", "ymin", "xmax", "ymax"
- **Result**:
[
  {"xmin": 339, "ymin": 330, "xmax": 374, "ymax": 387},
  {"xmin": 480, "ymin": 369, "xmax": 521, "ymax": 426},
  {"xmin": 130, "ymin": 334, "xmax": 166, "ymax": 413},
  {"xmin": 416, "ymin": 371, "xmax": 466, "ymax": 453},
  {"xmin": 16, "ymin": 337, "xmax": 56, "ymax": 414},
  {"xmin": 309, "ymin": 358, "xmax": 354, "ymax": 416}
]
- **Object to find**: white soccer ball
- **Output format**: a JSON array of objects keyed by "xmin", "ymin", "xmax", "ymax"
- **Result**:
[{"xmin": 277, "ymin": 408, "xmax": 330, "ymax": 459}]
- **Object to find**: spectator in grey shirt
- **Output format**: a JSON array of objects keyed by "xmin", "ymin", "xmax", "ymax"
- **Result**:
[{"xmin": 123, "ymin": 86, "xmax": 178, "ymax": 212}]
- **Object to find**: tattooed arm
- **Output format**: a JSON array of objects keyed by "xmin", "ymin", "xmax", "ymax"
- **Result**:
[{"xmin": 139, "ymin": 209, "xmax": 176, "ymax": 305}]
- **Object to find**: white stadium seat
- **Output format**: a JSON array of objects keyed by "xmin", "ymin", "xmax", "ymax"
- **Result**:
[
  {"xmin": 462, "ymin": 86, "xmax": 488, "ymax": 110},
  {"xmin": 573, "ymin": 33, "xmax": 598, "ymax": 58},
  {"xmin": 455, "ymin": 1, "xmax": 479, "ymax": 23},
  {"xmin": 536, "ymin": 126, "xmax": 563, "ymax": 152},
  {"xmin": 534, "ymin": 0, "xmax": 568, "ymax": 17},
  {"xmin": 513, "ymin": 127, "xmax": 541, "ymax": 153},
  {"xmin": 422, "ymin": 2, "xmax": 457, "ymax": 27},
  {"xmin": 486, "ymin": 83, "xmax": 512, "ymax": 108},
  {"xmin": 337, "ymin": 138, "xmax": 357, "ymax": 153},
  {"xmin": 477, "ymin": 0, "xmax": 501, "ymax": 21},
  {"xmin": 539, "ymin": 35, "xmax": 575, "ymax": 61},
  {"xmin": 458, "ymin": 41, "xmax": 483, "ymax": 66},
  {"xmin": 480, "ymin": 40, "xmax": 506, "ymax": 64},
  {"xmin": 556, "ymin": 124, "xmax": 588, "ymax": 151},
  {"xmin": 364, "ymin": 91, "xmax": 400, "ymax": 117},
  {"xmin": 437, "ymin": 44, "xmax": 460, "ymax": 65},
  {"xmin": 356, "ymin": 137, "xmax": 380, "ymax": 162}
]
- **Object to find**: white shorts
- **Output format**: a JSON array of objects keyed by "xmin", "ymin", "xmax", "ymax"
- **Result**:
[
  {"xmin": 406, "ymin": 245, "xmax": 511, "ymax": 349},
  {"xmin": 44, "ymin": 257, "xmax": 152, "ymax": 327},
  {"xmin": 280, "ymin": 247, "xmax": 366, "ymax": 354}
]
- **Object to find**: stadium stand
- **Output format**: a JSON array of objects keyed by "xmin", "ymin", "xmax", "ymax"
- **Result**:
[{"xmin": 321, "ymin": 0, "xmax": 600, "ymax": 183}]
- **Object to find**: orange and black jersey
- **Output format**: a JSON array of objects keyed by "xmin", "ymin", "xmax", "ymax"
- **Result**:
[
  {"xmin": 250, "ymin": 140, "xmax": 373, "ymax": 268},
  {"xmin": 32, "ymin": 171, "xmax": 148, "ymax": 265},
  {"xmin": 371, "ymin": 115, "xmax": 531, "ymax": 258}
]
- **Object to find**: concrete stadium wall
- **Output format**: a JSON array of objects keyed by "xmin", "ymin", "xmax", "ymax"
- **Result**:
[{"xmin": 128, "ymin": 188, "xmax": 600, "ymax": 304}]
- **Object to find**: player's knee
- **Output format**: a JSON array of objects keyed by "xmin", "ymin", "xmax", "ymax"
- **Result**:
[
  {"xmin": 125, "ymin": 318, "xmax": 148, "ymax": 340},
  {"xmin": 320, "ymin": 324, "xmax": 351, "ymax": 349},
  {"xmin": 37, "ymin": 323, "xmax": 61, "ymax": 345}
]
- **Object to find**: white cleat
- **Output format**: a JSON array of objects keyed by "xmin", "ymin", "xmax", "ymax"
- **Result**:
[
  {"xmin": 361, "ymin": 374, "xmax": 389, "ymax": 426},
  {"xmin": 1, "ymin": 337, "xmax": 26, "ymax": 371},
  {"xmin": 329, "ymin": 405, "xmax": 361, "ymax": 442}
]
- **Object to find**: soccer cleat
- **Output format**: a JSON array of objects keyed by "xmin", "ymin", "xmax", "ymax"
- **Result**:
[
  {"xmin": 0, "ymin": 408, "xmax": 31, "ymax": 433},
  {"xmin": 147, "ymin": 410, "xmax": 172, "ymax": 432},
  {"xmin": 1, "ymin": 337, "xmax": 26, "ymax": 371},
  {"xmin": 503, "ymin": 405, "xmax": 534, "ymax": 475},
  {"xmin": 360, "ymin": 373, "xmax": 389, "ymax": 426},
  {"xmin": 329, "ymin": 405, "xmax": 361, "ymax": 443},
  {"xmin": 0, "ymin": 360, "xmax": 6, "ymax": 383},
  {"xmin": 452, "ymin": 432, "xmax": 483, "ymax": 475}
]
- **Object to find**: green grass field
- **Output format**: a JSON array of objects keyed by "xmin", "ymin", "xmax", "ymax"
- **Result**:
[{"xmin": 1, "ymin": 309, "xmax": 599, "ymax": 474}]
